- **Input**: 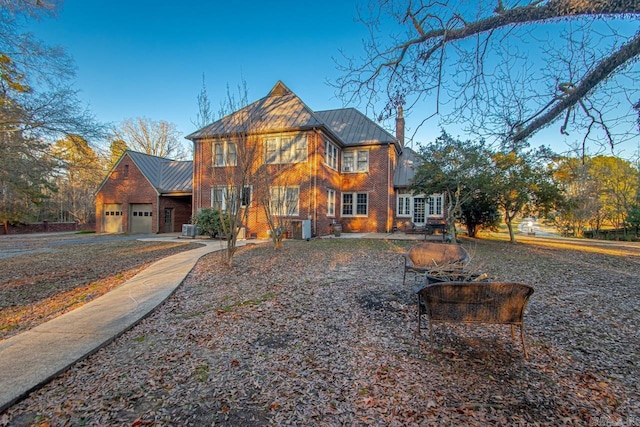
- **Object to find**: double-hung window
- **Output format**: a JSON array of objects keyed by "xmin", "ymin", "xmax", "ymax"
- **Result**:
[
  {"xmin": 327, "ymin": 189, "xmax": 335, "ymax": 217},
  {"xmin": 342, "ymin": 149, "xmax": 369, "ymax": 173},
  {"xmin": 427, "ymin": 194, "xmax": 443, "ymax": 217},
  {"xmin": 397, "ymin": 194, "xmax": 411, "ymax": 217},
  {"xmin": 211, "ymin": 186, "xmax": 226, "ymax": 211},
  {"xmin": 213, "ymin": 141, "xmax": 237, "ymax": 167},
  {"xmin": 265, "ymin": 135, "xmax": 307, "ymax": 164},
  {"xmin": 212, "ymin": 186, "xmax": 252, "ymax": 212},
  {"xmin": 342, "ymin": 192, "xmax": 368, "ymax": 216},
  {"xmin": 325, "ymin": 141, "xmax": 338, "ymax": 170},
  {"xmin": 269, "ymin": 186, "xmax": 300, "ymax": 216}
]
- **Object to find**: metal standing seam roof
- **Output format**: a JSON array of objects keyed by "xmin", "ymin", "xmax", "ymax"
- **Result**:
[
  {"xmin": 314, "ymin": 108, "xmax": 398, "ymax": 147},
  {"xmin": 186, "ymin": 81, "xmax": 325, "ymax": 140},
  {"xmin": 126, "ymin": 150, "xmax": 193, "ymax": 194},
  {"xmin": 186, "ymin": 81, "xmax": 401, "ymax": 152},
  {"xmin": 394, "ymin": 146, "xmax": 423, "ymax": 188}
]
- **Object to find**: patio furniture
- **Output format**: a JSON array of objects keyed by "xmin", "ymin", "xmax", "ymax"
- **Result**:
[
  {"xmin": 402, "ymin": 242, "xmax": 469, "ymax": 286},
  {"xmin": 415, "ymin": 281, "xmax": 535, "ymax": 358},
  {"xmin": 406, "ymin": 220, "xmax": 448, "ymax": 241}
]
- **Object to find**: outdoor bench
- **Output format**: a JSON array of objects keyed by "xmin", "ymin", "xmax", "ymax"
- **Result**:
[{"xmin": 414, "ymin": 281, "xmax": 535, "ymax": 358}]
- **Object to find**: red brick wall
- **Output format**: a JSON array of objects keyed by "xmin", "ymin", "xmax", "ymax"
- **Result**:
[
  {"xmin": 192, "ymin": 131, "xmax": 399, "ymax": 237},
  {"xmin": 159, "ymin": 196, "xmax": 192, "ymax": 233},
  {"xmin": 95, "ymin": 153, "xmax": 159, "ymax": 233},
  {"xmin": 339, "ymin": 144, "xmax": 393, "ymax": 233}
]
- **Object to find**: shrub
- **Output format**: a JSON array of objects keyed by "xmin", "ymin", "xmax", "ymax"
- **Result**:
[{"xmin": 192, "ymin": 208, "xmax": 229, "ymax": 238}]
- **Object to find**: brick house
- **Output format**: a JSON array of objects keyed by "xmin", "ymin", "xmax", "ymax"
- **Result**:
[
  {"xmin": 95, "ymin": 150, "xmax": 192, "ymax": 234},
  {"xmin": 186, "ymin": 81, "xmax": 444, "ymax": 239}
]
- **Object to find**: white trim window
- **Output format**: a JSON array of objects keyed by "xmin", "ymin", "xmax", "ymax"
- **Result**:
[
  {"xmin": 342, "ymin": 192, "xmax": 368, "ymax": 216},
  {"xmin": 342, "ymin": 149, "xmax": 369, "ymax": 173},
  {"xmin": 213, "ymin": 141, "xmax": 237, "ymax": 167},
  {"xmin": 427, "ymin": 194, "xmax": 444, "ymax": 217},
  {"xmin": 327, "ymin": 189, "xmax": 336, "ymax": 217},
  {"xmin": 397, "ymin": 194, "xmax": 411, "ymax": 217},
  {"xmin": 269, "ymin": 186, "xmax": 300, "ymax": 216},
  {"xmin": 211, "ymin": 186, "xmax": 252, "ymax": 212},
  {"xmin": 325, "ymin": 141, "xmax": 338, "ymax": 170},
  {"xmin": 211, "ymin": 186, "xmax": 227, "ymax": 211},
  {"xmin": 265, "ymin": 135, "xmax": 307, "ymax": 164}
]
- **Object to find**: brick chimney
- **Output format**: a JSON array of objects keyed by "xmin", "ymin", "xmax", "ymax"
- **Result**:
[{"xmin": 395, "ymin": 106, "xmax": 405, "ymax": 147}]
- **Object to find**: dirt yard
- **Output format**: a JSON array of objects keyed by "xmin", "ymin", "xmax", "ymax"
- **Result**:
[{"xmin": 1, "ymin": 236, "xmax": 639, "ymax": 426}]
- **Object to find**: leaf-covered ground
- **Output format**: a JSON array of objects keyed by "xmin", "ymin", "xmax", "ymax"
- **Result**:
[
  {"xmin": 2, "ymin": 237, "xmax": 639, "ymax": 426},
  {"xmin": 0, "ymin": 238, "xmax": 203, "ymax": 340}
]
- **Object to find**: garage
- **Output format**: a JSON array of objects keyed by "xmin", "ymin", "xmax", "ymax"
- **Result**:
[
  {"xmin": 102, "ymin": 204, "xmax": 123, "ymax": 233},
  {"xmin": 130, "ymin": 203, "xmax": 153, "ymax": 234}
]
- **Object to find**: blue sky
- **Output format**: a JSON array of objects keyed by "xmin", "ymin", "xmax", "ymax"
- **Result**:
[
  {"xmin": 28, "ymin": 1, "xmax": 373, "ymax": 150},
  {"xmin": 27, "ymin": 0, "xmax": 639, "ymax": 159}
]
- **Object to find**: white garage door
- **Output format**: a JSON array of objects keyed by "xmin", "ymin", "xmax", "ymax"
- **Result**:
[
  {"xmin": 130, "ymin": 204, "xmax": 153, "ymax": 234},
  {"xmin": 102, "ymin": 204, "xmax": 123, "ymax": 233}
]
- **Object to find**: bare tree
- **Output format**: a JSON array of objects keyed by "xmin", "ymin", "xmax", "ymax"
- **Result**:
[
  {"xmin": 206, "ymin": 82, "xmax": 262, "ymax": 266},
  {"xmin": 113, "ymin": 117, "xmax": 187, "ymax": 160},
  {"xmin": 337, "ymin": 1, "xmax": 640, "ymax": 155},
  {"xmin": 254, "ymin": 161, "xmax": 301, "ymax": 249},
  {"xmin": 192, "ymin": 73, "xmax": 214, "ymax": 130},
  {"xmin": 191, "ymin": 79, "xmax": 307, "ymax": 261},
  {"xmin": 0, "ymin": 0, "xmax": 105, "ymax": 225}
]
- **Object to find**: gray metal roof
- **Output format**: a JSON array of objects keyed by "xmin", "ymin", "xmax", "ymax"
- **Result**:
[
  {"xmin": 394, "ymin": 147, "xmax": 423, "ymax": 188},
  {"xmin": 186, "ymin": 81, "xmax": 401, "ymax": 153},
  {"xmin": 314, "ymin": 108, "xmax": 397, "ymax": 147},
  {"xmin": 126, "ymin": 151, "xmax": 192, "ymax": 194},
  {"xmin": 186, "ymin": 81, "xmax": 325, "ymax": 140}
]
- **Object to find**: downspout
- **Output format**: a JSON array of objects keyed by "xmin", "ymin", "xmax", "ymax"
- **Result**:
[
  {"xmin": 387, "ymin": 143, "xmax": 391, "ymax": 233},
  {"xmin": 196, "ymin": 141, "xmax": 200, "ymax": 215},
  {"xmin": 156, "ymin": 192, "xmax": 161, "ymax": 233},
  {"xmin": 308, "ymin": 130, "xmax": 313, "ymax": 227},
  {"xmin": 313, "ymin": 129, "xmax": 318, "ymax": 237}
]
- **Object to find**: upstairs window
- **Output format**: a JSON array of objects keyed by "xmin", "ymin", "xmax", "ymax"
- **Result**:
[
  {"xmin": 213, "ymin": 141, "xmax": 237, "ymax": 167},
  {"xmin": 325, "ymin": 141, "xmax": 338, "ymax": 170},
  {"xmin": 342, "ymin": 149, "xmax": 369, "ymax": 173},
  {"xmin": 265, "ymin": 135, "xmax": 307, "ymax": 164}
]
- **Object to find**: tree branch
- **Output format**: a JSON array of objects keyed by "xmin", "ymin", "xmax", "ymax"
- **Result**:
[{"xmin": 511, "ymin": 32, "xmax": 640, "ymax": 143}]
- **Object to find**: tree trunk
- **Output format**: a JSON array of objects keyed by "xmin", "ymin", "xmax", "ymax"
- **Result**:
[{"xmin": 505, "ymin": 213, "xmax": 516, "ymax": 243}]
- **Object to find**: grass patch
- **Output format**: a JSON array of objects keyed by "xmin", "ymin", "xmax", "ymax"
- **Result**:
[
  {"xmin": 194, "ymin": 364, "xmax": 210, "ymax": 382},
  {"xmin": 220, "ymin": 292, "xmax": 277, "ymax": 313}
]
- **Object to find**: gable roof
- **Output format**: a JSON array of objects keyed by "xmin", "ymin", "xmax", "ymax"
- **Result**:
[
  {"xmin": 96, "ymin": 150, "xmax": 192, "ymax": 196},
  {"xmin": 186, "ymin": 81, "xmax": 325, "ymax": 140},
  {"xmin": 186, "ymin": 81, "xmax": 401, "ymax": 152},
  {"xmin": 126, "ymin": 151, "xmax": 192, "ymax": 194}
]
